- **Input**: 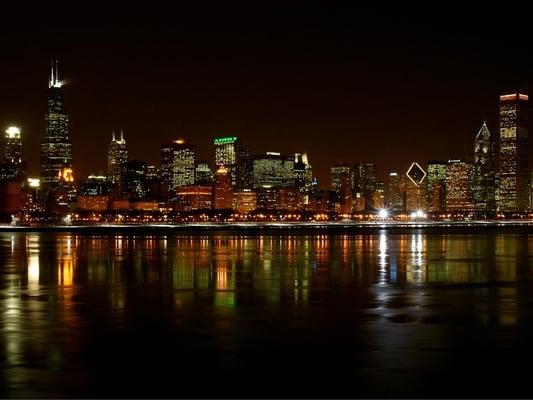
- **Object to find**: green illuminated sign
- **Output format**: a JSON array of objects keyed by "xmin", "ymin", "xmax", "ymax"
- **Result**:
[{"xmin": 214, "ymin": 136, "xmax": 237, "ymax": 144}]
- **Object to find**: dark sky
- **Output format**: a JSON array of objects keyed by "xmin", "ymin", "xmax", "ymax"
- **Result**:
[{"xmin": 1, "ymin": 4, "xmax": 532, "ymax": 186}]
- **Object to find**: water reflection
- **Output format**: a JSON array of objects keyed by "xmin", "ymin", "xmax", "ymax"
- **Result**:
[
  {"xmin": 0, "ymin": 231, "xmax": 532, "ymax": 397},
  {"xmin": 0, "ymin": 231, "xmax": 529, "ymax": 303}
]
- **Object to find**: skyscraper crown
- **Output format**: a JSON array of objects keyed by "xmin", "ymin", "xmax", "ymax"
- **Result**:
[{"xmin": 49, "ymin": 60, "xmax": 62, "ymax": 88}]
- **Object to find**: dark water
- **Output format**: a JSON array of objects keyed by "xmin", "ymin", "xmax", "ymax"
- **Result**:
[{"xmin": 0, "ymin": 230, "xmax": 532, "ymax": 398}]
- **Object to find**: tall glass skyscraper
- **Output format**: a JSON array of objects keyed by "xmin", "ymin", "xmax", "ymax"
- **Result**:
[
  {"xmin": 160, "ymin": 139, "xmax": 196, "ymax": 190},
  {"xmin": 445, "ymin": 159, "xmax": 475, "ymax": 212},
  {"xmin": 473, "ymin": 121, "xmax": 495, "ymax": 211},
  {"xmin": 426, "ymin": 161, "xmax": 446, "ymax": 212},
  {"xmin": 497, "ymin": 92, "xmax": 529, "ymax": 212},
  {"xmin": 107, "ymin": 131, "xmax": 128, "ymax": 189},
  {"xmin": 253, "ymin": 152, "xmax": 295, "ymax": 188},
  {"xmin": 40, "ymin": 61, "xmax": 72, "ymax": 189}
]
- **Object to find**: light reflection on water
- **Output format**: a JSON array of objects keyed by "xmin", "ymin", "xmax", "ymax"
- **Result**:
[{"xmin": 0, "ymin": 231, "xmax": 532, "ymax": 397}]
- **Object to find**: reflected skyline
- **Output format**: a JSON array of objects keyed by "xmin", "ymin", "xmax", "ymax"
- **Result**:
[
  {"xmin": 0, "ymin": 231, "xmax": 529, "ymax": 311},
  {"xmin": 0, "ymin": 231, "xmax": 532, "ymax": 397}
]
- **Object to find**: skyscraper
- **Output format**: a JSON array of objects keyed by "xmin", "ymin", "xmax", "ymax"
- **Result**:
[
  {"xmin": 445, "ymin": 159, "xmax": 475, "ymax": 212},
  {"xmin": 404, "ymin": 162, "xmax": 427, "ymax": 212},
  {"xmin": 352, "ymin": 163, "xmax": 377, "ymax": 209},
  {"xmin": 214, "ymin": 136, "xmax": 253, "ymax": 190},
  {"xmin": 330, "ymin": 163, "xmax": 350, "ymax": 194},
  {"xmin": 41, "ymin": 61, "xmax": 72, "ymax": 189},
  {"xmin": 426, "ymin": 161, "xmax": 447, "ymax": 212},
  {"xmin": 473, "ymin": 121, "xmax": 495, "ymax": 211},
  {"xmin": 160, "ymin": 139, "xmax": 196, "ymax": 191},
  {"xmin": 388, "ymin": 172, "xmax": 403, "ymax": 212},
  {"xmin": 214, "ymin": 165, "xmax": 233, "ymax": 209},
  {"xmin": 2, "ymin": 126, "xmax": 26, "ymax": 182},
  {"xmin": 253, "ymin": 152, "xmax": 295, "ymax": 188},
  {"xmin": 338, "ymin": 170, "xmax": 353, "ymax": 213},
  {"xmin": 107, "ymin": 130, "xmax": 128, "ymax": 189},
  {"xmin": 123, "ymin": 160, "xmax": 147, "ymax": 200},
  {"xmin": 294, "ymin": 153, "xmax": 313, "ymax": 193},
  {"xmin": 497, "ymin": 92, "xmax": 529, "ymax": 212},
  {"xmin": 194, "ymin": 161, "xmax": 214, "ymax": 185}
]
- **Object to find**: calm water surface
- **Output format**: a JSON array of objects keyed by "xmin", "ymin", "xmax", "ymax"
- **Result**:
[{"xmin": 1, "ymin": 230, "xmax": 532, "ymax": 397}]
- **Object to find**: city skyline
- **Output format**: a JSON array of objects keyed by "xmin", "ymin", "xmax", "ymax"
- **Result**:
[
  {"xmin": 0, "ymin": 60, "xmax": 529, "ymax": 187},
  {"xmin": 1, "ymin": 7, "xmax": 532, "ymax": 185}
]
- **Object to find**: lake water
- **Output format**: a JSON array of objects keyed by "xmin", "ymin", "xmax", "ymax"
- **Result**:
[{"xmin": 0, "ymin": 230, "xmax": 532, "ymax": 397}]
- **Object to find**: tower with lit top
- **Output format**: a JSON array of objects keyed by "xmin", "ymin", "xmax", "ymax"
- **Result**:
[
  {"xmin": 107, "ymin": 130, "xmax": 129, "ymax": 191},
  {"xmin": 497, "ymin": 92, "xmax": 529, "ymax": 212},
  {"xmin": 214, "ymin": 164, "xmax": 233, "ymax": 209},
  {"xmin": 40, "ymin": 60, "xmax": 72, "ymax": 189},
  {"xmin": 2, "ymin": 126, "xmax": 26, "ymax": 182}
]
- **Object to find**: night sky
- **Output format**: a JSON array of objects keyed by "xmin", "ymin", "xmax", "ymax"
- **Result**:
[{"xmin": 1, "ymin": 5, "xmax": 532, "ymax": 186}]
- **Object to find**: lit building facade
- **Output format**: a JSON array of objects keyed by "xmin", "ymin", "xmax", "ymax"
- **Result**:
[
  {"xmin": 445, "ymin": 159, "xmax": 475, "ymax": 212},
  {"xmin": 330, "ymin": 163, "xmax": 350, "ymax": 194},
  {"xmin": 253, "ymin": 152, "xmax": 295, "ymax": 188},
  {"xmin": 256, "ymin": 187, "xmax": 281, "ymax": 210},
  {"xmin": 294, "ymin": 152, "xmax": 313, "ymax": 194},
  {"xmin": 107, "ymin": 131, "xmax": 128, "ymax": 189},
  {"xmin": 497, "ymin": 93, "xmax": 529, "ymax": 212},
  {"xmin": 374, "ymin": 180, "xmax": 385, "ymax": 209},
  {"xmin": 426, "ymin": 161, "xmax": 446, "ymax": 212},
  {"xmin": 234, "ymin": 190, "xmax": 257, "ymax": 214},
  {"xmin": 194, "ymin": 161, "xmax": 214, "ymax": 185},
  {"xmin": 41, "ymin": 61, "xmax": 72, "ymax": 189},
  {"xmin": 175, "ymin": 185, "xmax": 213, "ymax": 211},
  {"xmin": 214, "ymin": 165, "xmax": 233, "ymax": 209},
  {"xmin": 161, "ymin": 139, "xmax": 196, "ymax": 193},
  {"xmin": 76, "ymin": 195, "xmax": 109, "ymax": 211},
  {"xmin": 22, "ymin": 178, "xmax": 45, "ymax": 212},
  {"xmin": 80, "ymin": 175, "xmax": 112, "ymax": 196},
  {"xmin": 279, "ymin": 187, "xmax": 303, "ymax": 211},
  {"xmin": 473, "ymin": 121, "xmax": 495, "ymax": 211},
  {"xmin": 3, "ymin": 126, "xmax": 26, "ymax": 182},
  {"xmin": 352, "ymin": 163, "xmax": 377, "ymax": 209},
  {"xmin": 214, "ymin": 136, "xmax": 253, "ymax": 190},
  {"xmin": 338, "ymin": 170, "xmax": 353, "ymax": 213},
  {"xmin": 404, "ymin": 162, "xmax": 427, "ymax": 212},
  {"xmin": 388, "ymin": 172, "xmax": 404, "ymax": 212}
]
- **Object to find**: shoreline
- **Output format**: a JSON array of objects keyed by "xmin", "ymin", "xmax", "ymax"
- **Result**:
[{"xmin": 1, "ymin": 220, "xmax": 533, "ymax": 234}]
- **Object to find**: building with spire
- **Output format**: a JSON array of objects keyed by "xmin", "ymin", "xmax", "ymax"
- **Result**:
[
  {"xmin": 107, "ymin": 130, "xmax": 128, "ymax": 191},
  {"xmin": 473, "ymin": 121, "xmax": 495, "ymax": 211},
  {"xmin": 40, "ymin": 60, "xmax": 72, "ymax": 189}
]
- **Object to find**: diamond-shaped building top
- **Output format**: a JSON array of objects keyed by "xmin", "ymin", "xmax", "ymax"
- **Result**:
[{"xmin": 406, "ymin": 162, "xmax": 426, "ymax": 185}]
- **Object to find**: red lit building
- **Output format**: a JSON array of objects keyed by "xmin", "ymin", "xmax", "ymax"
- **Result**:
[
  {"xmin": 214, "ymin": 165, "xmax": 233, "ymax": 209},
  {"xmin": 77, "ymin": 195, "xmax": 109, "ymax": 211},
  {"xmin": 175, "ymin": 185, "xmax": 213, "ymax": 211}
]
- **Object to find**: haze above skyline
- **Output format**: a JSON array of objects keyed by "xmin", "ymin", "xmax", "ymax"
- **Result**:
[{"xmin": 1, "ymin": 5, "xmax": 532, "ymax": 185}]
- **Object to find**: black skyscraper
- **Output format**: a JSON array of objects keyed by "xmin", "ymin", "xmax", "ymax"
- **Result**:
[{"xmin": 40, "ymin": 61, "xmax": 72, "ymax": 189}]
